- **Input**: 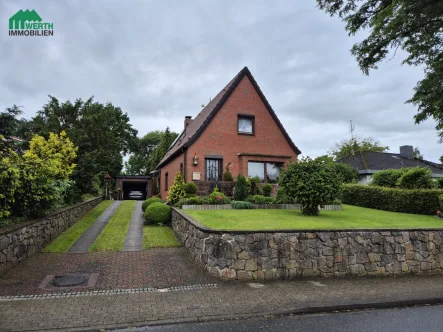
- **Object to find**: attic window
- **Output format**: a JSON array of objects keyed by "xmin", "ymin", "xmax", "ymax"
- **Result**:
[{"xmin": 238, "ymin": 114, "xmax": 255, "ymax": 135}]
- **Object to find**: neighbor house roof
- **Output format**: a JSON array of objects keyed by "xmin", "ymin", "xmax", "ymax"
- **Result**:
[
  {"xmin": 337, "ymin": 151, "xmax": 443, "ymax": 175},
  {"xmin": 155, "ymin": 66, "xmax": 301, "ymax": 169}
]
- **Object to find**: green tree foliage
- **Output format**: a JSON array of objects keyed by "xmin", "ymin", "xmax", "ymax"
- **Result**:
[
  {"xmin": 146, "ymin": 128, "xmax": 179, "ymax": 172},
  {"xmin": 317, "ymin": 0, "xmax": 443, "ymax": 140},
  {"xmin": 330, "ymin": 136, "xmax": 388, "ymax": 160},
  {"xmin": 29, "ymin": 96, "xmax": 137, "ymax": 199},
  {"xmin": 397, "ymin": 167, "xmax": 434, "ymax": 189},
  {"xmin": 372, "ymin": 169, "xmax": 407, "ymax": 188},
  {"xmin": 315, "ymin": 155, "xmax": 360, "ymax": 183},
  {"xmin": 167, "ymin": 171, "xmax": 186, "ymax": 204},
  {"xmin": 342, "ymin": 184, "xmax": 442, "ymax": 215},
  {"xmin": 1, "ymin": 132, "xmax": 78, "ymax": 219},
  {"xmin": 279, "ymin": 158, "xmax": 341, "ymax": 215},
  {"xmin": 234, "ymin": 174, "xmax": 250, "ymax": 201},
  {"xmin": 0, "ymin": 105, "xmax": 29, "ymax": 152},
  {"xmin": 125, "ymin": 130, "xmax": 167, "ymax": 175},
  {"xmin": 413, "ymin": 147, "xmax": 423, "ymax": 160}
]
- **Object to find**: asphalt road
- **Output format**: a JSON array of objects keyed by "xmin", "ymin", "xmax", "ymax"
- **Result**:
[{"xmin": 120, "ymin": 305, "xmax": 443, "ymax": 332}]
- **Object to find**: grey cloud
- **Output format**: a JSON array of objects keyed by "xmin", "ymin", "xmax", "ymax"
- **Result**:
[{"xmin": 0, "ymin": 0, "xmax": 441, "ymax": 162}]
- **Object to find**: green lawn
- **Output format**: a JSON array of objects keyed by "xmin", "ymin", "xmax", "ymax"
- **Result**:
[
  {"xmin": 89, "ymin": 200, "xmax": 136, "ymax": 251},
  {"xmin": 185, "ymin": 205, "xmax": 443, "ymax": 230},
  {"xmin": 143, "ymin": 226, "xmax": 180, "ymax": 249},
  {"xmin": 44, "ymin": 200, "xmax": 114, "ymax": 253}
]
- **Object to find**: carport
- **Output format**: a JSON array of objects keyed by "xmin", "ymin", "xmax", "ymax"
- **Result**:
[{"xmin": 115, "ymin": 175, "xmax": 151, "ymax": 200}]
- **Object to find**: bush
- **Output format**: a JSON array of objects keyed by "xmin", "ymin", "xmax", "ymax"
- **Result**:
[
  {"xmin": 208, "ymin": 186, "xmax": 231, "ymax": 204},
  {"xmin": 437, "ymin": 177, "xmax": 443, "ymax": 189},
  {"xmin": 144, "ymin": 202, "xmax": 171, "ymax": 225},
  {"xmin": 262, "ymin": 184, "xmax": 273, "ymax": 197},
  {"xmin": 183, "ymin": 182, "xmax": 198, "ymax": 195},
  {"xmin": 246, "ymin": 195, "xmax": 275, "ymax": 204},
  {"xmin": 249, "ymin": 176, "xmax": 262, "ymax": 195},
  {"xmin": 342, "ymin": 184, "xmax": 442, "ymax": 215},
  {"xmin": 142, "ymin": 197, "xmax": 163, "ymax": 212},
  {"xmin": 332, "ymin": 163, "xmax": 360, "ymax": 183},
  {"xmin": 397, "ymin": 167, "xmax": 434, "ymax": 189},
  {"xmin": 186, "ymin": 196, "xmax": 202, "ymax": 205},
  {"xmin": 167, "ymin": 172, "xmax": 186, "ymax": 204},
  {"xmin": 223, "ymin": 162, "xmax": 234, "ymax": 181},
  {"xmin": 185, "ymin": 193, "xmax": 197, "ymax": 198},
  {"xmin": 231, "ymin": 201, "xmax": 255, "ymax": 209},
  {"xmin": 371, "ymin": 169, "xmax": 408, "ymax": 188},
  {"xmin": 234, "ymin": 174, "xmax": 250, "ymax": 201},
  {"xmin": 275, "ymin": 187, "xmax": 293, "ymax": 204},
  {"xmin": 279, "ymin": 157, "xmax": 341, "ymax": 215}
]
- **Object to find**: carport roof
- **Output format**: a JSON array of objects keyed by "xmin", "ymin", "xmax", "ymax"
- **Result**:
[{"xmin": 116, "ymin": 175, "xmax": 152, "ymax": 179}]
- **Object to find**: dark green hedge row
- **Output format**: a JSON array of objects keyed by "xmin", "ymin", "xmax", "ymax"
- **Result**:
[{"xmin": 342, "ymin": 184, "xmax": 442, "ymax": 215}]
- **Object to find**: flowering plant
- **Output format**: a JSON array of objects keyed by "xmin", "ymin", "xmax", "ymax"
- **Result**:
[
  {"xmin": 437, "ymin": 210, "xmax": 442, "ymax": 218},
  {"xmin": 216, "ymin": 195, "xmax": 222, "ymax": 201}
]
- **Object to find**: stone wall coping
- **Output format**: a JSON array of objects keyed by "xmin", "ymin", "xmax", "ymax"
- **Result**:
[
  {"xmin": 172, "ymin": 207, "xmax": 443, "ymax": 234},
  {"xmin": 0, "ymin": 197, "xmax": 102, "ymax": 235}
]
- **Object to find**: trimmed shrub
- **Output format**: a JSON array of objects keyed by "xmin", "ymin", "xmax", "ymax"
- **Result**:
[
  {"xmin": 279, "ymin": 158, "xmax": 341, "ymax": 215},
  {"xmin": 342, "ymin": 184, "xmax": 442, "ymax": 215},
  {"xmin": 167, "ymin": 172, "xmax": 186, "ymax": 204},
  {"xmin": 234, "ymin": 174, "xmax": 250, "ymax": 201},
  {"xmin": 186, "ymin": 196, "xmax": 202, "ymax": 205},
  {"xmin": 249, "ymin": 176, "xmax": 262, "ymax": 195},
  {"xmin": 144, "ymin": 202, "xmax": 171, "ymax": 225},
  {"xmin": 231, "ymin": 201, "xmax": 255, "ymax": 209},
  {"xmin": 262, "ymin": 184, "xmax": 273, "ymax": 197},
  {"xmin": 184, "ymin": 182, "xmax": 198, "ymax": 195},
  {"xmin": 142, "ymin": 197, "xmax": 163, "ymax": 212},
  {"xmin": 371, "ymin": 169, "xmax": 408, "ymax": 188},
  {"xmin": 397, "ymin": 167, "xmax": 434, "ymax": 189}
]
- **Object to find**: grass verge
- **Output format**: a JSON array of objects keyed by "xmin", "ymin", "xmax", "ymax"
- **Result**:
[
  {"xmin": 89, "ymin": 200, "xmax": 136, "ymax": 251},
  {"xmin": 44, "ymin": 200, "xmax": 114, "ymax": 253},
  {"xmin": 185, "ymin": 204, "xmax": 443, "ymax": 230},
  {"xmin": 143, "ymin": 226, "xmax": 180, "ymax": 249}
]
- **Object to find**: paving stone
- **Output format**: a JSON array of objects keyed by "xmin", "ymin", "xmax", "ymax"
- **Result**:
[{"xmin": 122, "ymin": 201, "xmax": 144, "ymax": 252}]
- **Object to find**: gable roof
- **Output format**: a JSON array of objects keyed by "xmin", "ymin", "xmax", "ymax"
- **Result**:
[
  {"xmin": 337, "ymin": 151, "xmax": 443, "ymax": 174},
  {"xmin": 156, "ymin": 66, "xmax": 301, "ymax": 169}
]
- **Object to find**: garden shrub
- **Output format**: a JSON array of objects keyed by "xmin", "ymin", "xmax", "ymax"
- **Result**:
[
  {"xmin": 275, "ymin": 187, "xmax": 293, "ymax": 204},
  {"xmin": 183, "ymin": 182, "xmax": 198, "ymax": 195},
  {"xmin": 249, "ymin": 176, "xmax": 262, "ymax": 195},
  {"xmin": 208, "ymin": 186, "xmax": 231, "ymax": 204},
  {"xmin": 397, "ymin": 167, "xmax": 434, "ymax": 189},
  {"xmin": 142, "ymin": 197, "xmax": 163, "ymax": 212},
  {"xmin": 223, "ymin": 162, "xmax": 234, "ymax": 181},
  {"xmin": 246, "ymin": 195, "xmax": 274, "ymax": 204},
  {"xmin": 279, "ymin": 157, "xmax": 341, "ymax": 215},
  {"xmin": 231, "ymin": 201, "xmax": 255, "ymax": 209},
  {"xmin": 371, "ymin": 169, "xmax": 408, "ymax": 187},
  {"xmin": 234, "ymin": 174, "xmax": 250, "ymax": 201},
  {"xmin": 185, "ymin": 193, "xmax": 197, "ymax": 198},
  {"xmin": 144, "ymin": 202, "xmax": 171, "ymax": 225},
  {"xmin": 437, "ymin": 177, "xmax": 443, "ymax": 189},
  {"xmin": 342, "ymin": 184, "xmax": 442, "ymax": 215},
  {"xmin": 186, "ymin": 196, "xmax": 202, "ymax": 205},
  {"xmin": 167, "ymin": 172, "xmax": 186, "ymax": 204},
  {"xmin": 262, "ymin": 184, "xmax": 273, "ymax": 197}
]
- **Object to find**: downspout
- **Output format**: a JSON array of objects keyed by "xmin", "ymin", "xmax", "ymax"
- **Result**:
[{"xmin": 183, "ymin": 147, "xmax": 188, "ymax": 182}]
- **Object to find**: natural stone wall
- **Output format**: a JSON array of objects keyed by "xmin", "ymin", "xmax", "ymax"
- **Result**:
[
  {"xmin": 0, "ymin": 197, "xmax": 102, "ymax": 277},
  {"xmin": 172, "ymin": 208, "xmax": 443, "ymax": 280}
]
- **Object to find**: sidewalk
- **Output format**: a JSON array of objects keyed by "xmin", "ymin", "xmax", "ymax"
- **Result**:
[{"xmin": 1, "ymin": 275, "xmax": 442, "ymax": 331}]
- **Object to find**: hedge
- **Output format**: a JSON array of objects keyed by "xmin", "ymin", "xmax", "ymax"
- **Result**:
[
  {"xmin": 342, "ymin": 184, "xmax": 442, "ymax": 215},
  {"xmin": 142, "ymin": 197, "xmax": 163, "ymax": 212}
]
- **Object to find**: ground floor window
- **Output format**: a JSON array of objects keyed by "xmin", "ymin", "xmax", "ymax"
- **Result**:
[
  {"xmin": 247, "ymin": 161, "xmax": 283, "ymax": 183},
  {"xmin": 164, "ymin": 172, "xmax": 168, "ymax": 191},
  {"xmin": 206, "ymin": 158, "xmax": 222, "ymax": 181}
]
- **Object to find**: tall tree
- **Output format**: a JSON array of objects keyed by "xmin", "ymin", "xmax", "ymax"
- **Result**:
[
  {"xmin": 146, "ymin": 127, "xmax": 178, "ymax": 172},
  {"xmin": 317, "ymin": 1, "xmax": 443, "ymax": 140},
  {"xmin": 413, "ymin": 147, "xmax": 423, "ymax": 160},
  {"xmin": 125, "ymin": 130, "xmax": 164, "ymax": 175},
  {"xmin": 330, "ymin": 136, "xmax": 389, "ymax": 160},
  {"xmin": 29, "ymin": 96, "xmax": 137, "ymax": 199}
]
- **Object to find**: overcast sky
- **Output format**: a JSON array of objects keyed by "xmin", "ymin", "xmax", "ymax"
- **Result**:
[{"xmin": 1, "ymin": 0, "xmax": 441, "ymax": 162}]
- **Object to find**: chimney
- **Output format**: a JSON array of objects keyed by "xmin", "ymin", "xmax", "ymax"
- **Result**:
[
  {"xmin": 400, "ymin": 145, "xmax": 414, "ymax": 159},
  {"xmin": 184, "ymin": 116, "xmax": 193, "ymax": 129}
]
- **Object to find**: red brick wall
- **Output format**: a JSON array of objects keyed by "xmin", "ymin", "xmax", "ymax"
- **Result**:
[
  {"xmin": 160, "ymin": 75, "xmax": 298, "ymax": 200},
  {"xmin": 159, "ymin": 154, "xmax": 184, "ymax": 200}
]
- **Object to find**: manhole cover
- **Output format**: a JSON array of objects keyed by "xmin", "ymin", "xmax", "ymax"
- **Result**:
[{"xmin": 51, "ymin": 275, "xmax": 88, "ymax": 287}]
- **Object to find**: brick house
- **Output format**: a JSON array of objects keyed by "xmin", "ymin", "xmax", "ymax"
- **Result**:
[{"xmin": 152, "ymin": 67, "xmax": 301, "ymax": 200}]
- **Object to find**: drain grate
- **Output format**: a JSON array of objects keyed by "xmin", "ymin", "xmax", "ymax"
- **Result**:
[
  {"xmin": 0, "ymin": 283, "xmax": 219, "ymax": 301},
  {"xmin": 52, "ymin": 275, "xmax": 88, "ymax": 287},
  {"xmin": 38, "ymin": 273, "xmax": 99, "ymax": 291}
]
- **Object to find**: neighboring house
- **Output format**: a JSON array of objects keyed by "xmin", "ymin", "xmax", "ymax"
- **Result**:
[
  {"xmin": 337, "ymin": 145, "xmax": 443, "ymax": 184},
  {"xmin": 152, "ymin": 66, "xmax": 301, "ymax": 200}
]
